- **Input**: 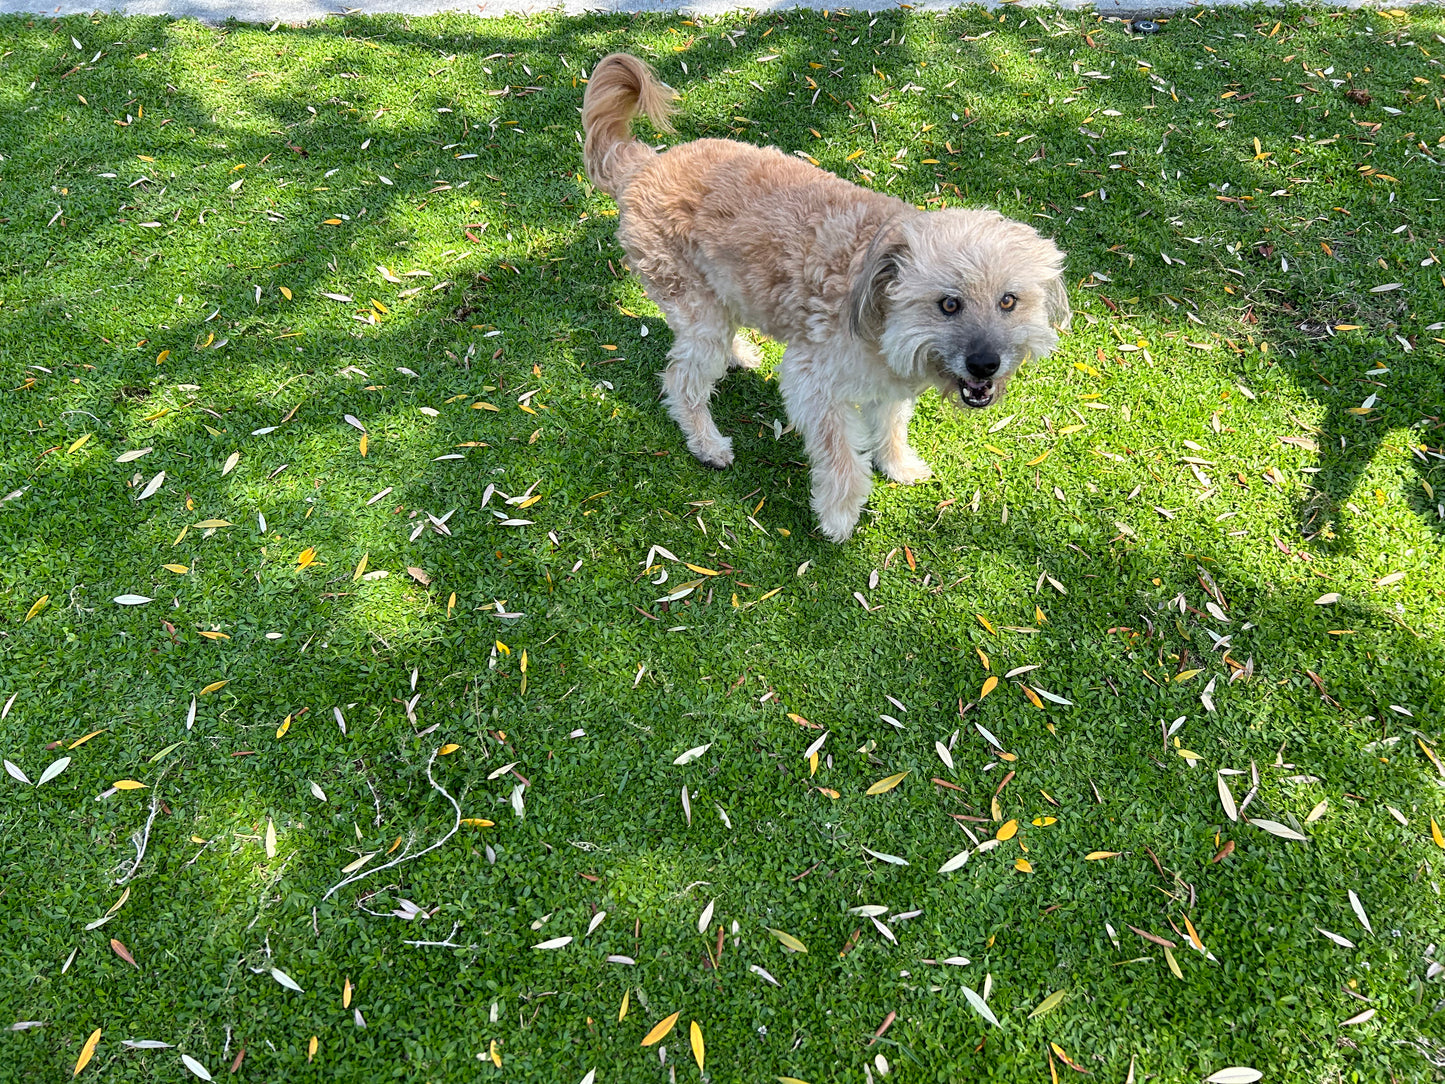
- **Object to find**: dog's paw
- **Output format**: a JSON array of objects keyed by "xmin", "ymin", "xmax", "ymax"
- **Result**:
[
  {"xmin": 690, "ymin": 435, "xmax": 735, "ymax": 470},
  {"xmin": 816, "ymin": 508, "xmax": 859, "ymax": 543},
  {"xmin": 728, "ymin": 334, "xmax": 763, "ymax": 370},
  {"xmin": 878, "ymin": 453, "xmax": 933, "ymax": 485}
]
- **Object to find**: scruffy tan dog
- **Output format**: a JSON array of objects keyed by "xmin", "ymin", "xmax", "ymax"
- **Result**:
[{"xmin": 582, "ymin": 53, "xmax": 1070, "ymax": 542}]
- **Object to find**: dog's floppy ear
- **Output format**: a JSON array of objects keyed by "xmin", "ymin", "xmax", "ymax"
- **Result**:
[
  {"xmin": 1044, "ymin": 271, "xmax": 1072, "ymax": 331},
  {"xmin": 848, "ymin": 216, "xmax": 911, "ymax": 342}
]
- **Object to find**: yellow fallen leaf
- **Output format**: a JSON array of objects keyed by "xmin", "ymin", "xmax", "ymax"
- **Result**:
[
  {"xmin": 276, "ymin": 714, "xmax": 292, "ymax": 739},
  {"xmin": 25, "ymin": 595, "xmax": 49, "ymax": 622},
  {"xmin": 1164, "ymin": 945, "xmax": 1183, "ymax": 979},
  {"xmin": 489, "ymin": 1040, "xmax": 501, "ymax": 1068},
  {"xmin": 297, "ymin": 547, "xmax": 316, "ymax": 569},
  {"xmin": 1032, "ymin": 817, "xmax": 1057, "ymax": 827},
  {"xmin": 641, "ymin": 1011, "xmax": 680, "ymax": 1047},
  {"xmin": 353, "ymin": 553, "xmax": 369, "ymax": 582},
  {"xmin": 768, "ymin": 928, "xmax": 808, "ymax": 953},
  {"xmin": 192, "ymin": 519, "xmax": 232, "ymax": 529},
  {"xmin": 997, "ymin": 819, "xmax": 1019, "ymax": 841},
  {"xmin": 461, "ymin": 818, "xmax": 495, "ymax": 827},
  {"xmin": 1174, "ymin": 668, "xmax": 1203, "ymax": 683},
  {"xmin": 438, "ymin": 743, "xmax": 460, "ymax": 755},
  {"xmin": 1015, "ymin": 857, "xmax": 1033, "ymax": 873},
  {"xmin": 1029, "ymin": 990, "xmax": 1066, "ymax": 1018},
  {"xmin": 73, "ymin": 1027, "xmax": 101, "ymax": 1076},
  {"xmin": 1432, "ymin": 818, "xmax": 1444, "ymax": 849},
  {"xmin": 279, "ymin": 286, "xmax": 292, "ymax": 300},
  {"xmin": 1026, "ymin": 449, "xmax": 1051, "ymax": 466},
  {"xmin": 690, "ymin": 1021, "xmax": 705, "ymax": 1072},
  {"xmin": 816, "ymin": 787, "xmax": 840, "ymax": 799},
  {"xmin": 113, "ymin": 780, "xmax": 146, "ymax": 790},
  {"xmin": 199, "ymin": 680, "xmax": 227, "ymax": 695},
  {"xmin": 1183, "ymin": 914, "xmax": 1204, "ymax": 952},
  {"xmin": 359, "ymin": 433, "xmax": 368, "ymax": 457},
  {"xmin": 1085, "ymin": 851, "xmax": 1121, "ymax": 860},
  {"xmin": 197, "ymin": 630, "xmax": 229, "ymax": 640},
  {"xmin": 343, "ymin": 977, "xmax": 352, "ymax": 1009},
  {"xmin": 685, "ymin": 563, "xmax": 719, "ymax": 576},
  {"xmin": 68, "ymin": 433, "xmax": 93, "ymax": 454},
  {"xmin": 1057, "ymin": 423, "xmax": 1086, "ymax": 435},
  {"xmin": 308, "ymin": 1036, "xmax": 318, "ymax": 1063},
  {"xmin": 980, "ymin": 676, "xmax": 998, "ymax": 699},
  {"xmin": 1176, "ymin": 749, "xmax": 1204, "ymax": 761},
  {"xmin": 162, "ymin": 564, "xmax": 188, "ymax": 574},
  {"xmin": 156, "ymin": 349, "xmax": 170, "ymax": 364},
  {"xmin": 68, "ymin": 729, "xmax": 107, "ymax": 750},
  {"xmin": 619, "ymin": 988, "xmax": 629, "ymax": 1022},
  {"xmin": 866, "ymin": 771, "xmax": 909, "ymax": 796},
  {"xmin": 976, "ymin": 614, "xmax": 996, "ymax": 634},
  {"xmin": 1022, "ymin": 686, "xmax": 1044, "ymax": 709}
]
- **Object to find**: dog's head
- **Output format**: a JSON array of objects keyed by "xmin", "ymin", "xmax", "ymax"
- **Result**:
[{"xmin": 848, "ymin": 208, "xmax": 1070, "ymax": 409}]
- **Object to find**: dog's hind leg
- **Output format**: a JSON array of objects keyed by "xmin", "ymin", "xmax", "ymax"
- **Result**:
[
  {"xmin": 659, "ymin": 308, "xmax": 736, "ymax": 469},
  {"xmin": 868, "ymin": 398, "xmax": 932, "ymax": 484},
  {"xmin": 728, "ymin": 332, "xmax": 763, "ymax": 370},
  {"xmin": 782, "ymin": 354, "xmax": 872, "ymax": 542}
]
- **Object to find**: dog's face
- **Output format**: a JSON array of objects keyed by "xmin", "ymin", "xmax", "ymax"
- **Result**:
[{"xmin": 849, "ymin": 209, "xmax": 1070, "ymax": 408}]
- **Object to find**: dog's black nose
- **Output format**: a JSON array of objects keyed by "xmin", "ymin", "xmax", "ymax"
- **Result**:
[{"xmin": 965, "ymin": 352, "xmax": 1001, "ymax": 378}]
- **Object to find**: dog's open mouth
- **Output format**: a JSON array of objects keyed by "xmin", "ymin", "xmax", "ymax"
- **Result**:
[{"xmin": 957, "ymin": 378, "xmax": 995, "ymax": 409}]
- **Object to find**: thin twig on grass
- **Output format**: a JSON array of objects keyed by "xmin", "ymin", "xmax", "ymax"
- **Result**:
[{"xmin": 321, "ymin": 749, "xmax": 459, "ymax": 902}]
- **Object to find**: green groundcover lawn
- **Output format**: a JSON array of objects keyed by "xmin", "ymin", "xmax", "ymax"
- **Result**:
[{"xmin": 2, "ymin": 4, "xmax": 1444, "ymax": 1081}]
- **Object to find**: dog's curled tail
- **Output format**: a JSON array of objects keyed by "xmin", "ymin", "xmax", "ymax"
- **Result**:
[{"xmin": 582, "ymin": 53, "xmax": 675, "ymax": 198}]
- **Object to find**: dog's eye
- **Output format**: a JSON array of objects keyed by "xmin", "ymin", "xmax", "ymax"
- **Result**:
[
  {"xmin": 998, "ymin": 293, "xmax": 1018, "ymax": 312},
  {"xmin": 939, "ymin": 296, "xmax": 961, "ymax": 315}
]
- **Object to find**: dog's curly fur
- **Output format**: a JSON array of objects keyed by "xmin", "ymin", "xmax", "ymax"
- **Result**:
[{"xmin": 583, "ymin": 53, "xmax": 1070, "ymax": 542}]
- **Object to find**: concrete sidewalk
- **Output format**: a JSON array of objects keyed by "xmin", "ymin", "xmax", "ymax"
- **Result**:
[{"xmin": 0, "ymin": 0, "xmax": 1410, "ymax": 26}]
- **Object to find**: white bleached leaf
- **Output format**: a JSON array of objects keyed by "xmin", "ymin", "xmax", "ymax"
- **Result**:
[
  {"xmin": 185, "ymin": 696, "xmax": 196, "ymax": 731},
  {"xmin": 698, "ymin": 899, "xmax": 715, "ymax": 934},
  {"xmin": 1348, "ymin": 890, "xmax": 1372, "ymax": 935},
  {"xmin": 1250, "ymin": 819, "xmax": 1307, "ymax": 841},
  {"xmin": 181, "ymin": 1054, "xmax": 214, "ymax": 1080},
  {"xmin": 673, "ymin": 743, "xmax": 712, "ymax": 766},
  {"xmin": 848, "ymin": 905, "xmax": 889, "ymax": 917},
  {"xmin": 975, "ymin": 722, "xmax": 1004, "ymax": 749},
  {"xmin": 1317, "ymin": 928, "xmax": 1356, "ymax": 949},
  {"xmin": 940, "ymin": 956, "xmax": 971, "ymax": 966},
  {"xmin": 714, "ymin": 803, "xmax": 731, "ymax": 829},
  {"xmin": 4, "ymin": 760, "xmax": 32, "ymax": 785},
  {"xmin": 309, "ymin": 781, "xmax": 327, "ymax": 802},
  {"xmin": 681, "ymin": 783, "xmax": 691, "ymax": 825},
  {"xmin": 510, "ymin": 784, "xmax": 525, "ymax": 818},
  {"xmin": 938, "ymin": 848, "xmax": 971, "ymax": 874},
  {"xmin": 1314, "ymin": 593, "xmax": 1340, "ymax": 605},
  {"xmin": 1204, "ymin": 1070, "xmax": 1264, "ymax": 1084},
  {"xmin": 136, "ymin": 471, "xmax": 166, "ymax": 500},
  {"xmin": 37, "ymin": 757, "xmax": 70, "ymax": 786},
  {"xmin": 861, "ymin": 846, "xmax": 909, "ymax": 866},
  {"xmin": 870, "ymin": 915, "xmax": 896, "ymax": 943},
  {"xmin": 533, "ymin": 936, "xmax": 573, "ymax": 950},
  {"xmin": 1339, "ymin": 1008, "xmax": 1376, "ymax": 1026},
  {"xmin": 487, "ymin": 762, "xmax": 519, "ymax": 781},
  {"xmin": 587, "ymin": 911, "xmax": 606, "ymax": 936},
  {"xmin": 121, "ymin": 1039, "xmax": 172, "ymax": 1049},
  {"xmin": 115, "ymin": 447, "xmax": 153, "ymax": 463},
  {"xmin": 879, "ymin": 713, "xmax": 904, "ymax": 729},
  {"xmin": 749, "ymin": 964, "xmax": 780, "ymax": 986},
  {"xmin": 113, "ymin": 595, "xmax": 154, "ymax": 606},
  {"xmin": 221, "ymin": 451, "xmax": 240, "ymax": 476},
  {"xmin": 270, "ymin": 967, "xmax": 302, "ymax": 992},
  {"xmin": 606, "ymin": 955, "xmax": 635, "ymax": 965},
  {"xmin": 580, "ymin": 1072, "xmax": 596, "ymax": 1084},
  {"xmin": 1031, "ymin": 686, "xmax": 1073, "ymax": 706},
  {"xmin": 935, "ymin": 741, "xmax": 954, "ymax": 770},
  {"xmin": 1217, "ymin": 773, "xmax": 1237, "ymax": 822},
  {"xmin": 803, "ymin": 732, "xmax": 828, "ymax": 760},
  {"xmin": 961, "ymin": 985, "xmax": 1001, "ymax": 1028}
]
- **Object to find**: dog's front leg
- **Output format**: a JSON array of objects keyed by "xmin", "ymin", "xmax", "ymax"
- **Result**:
[
  {"xmin": 868, "ymin": 398, "xmax": 932, "ymax": 484},
  {"xmin": 783, "ymin": 360, "xmax": 872, "ymax": 542}
]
